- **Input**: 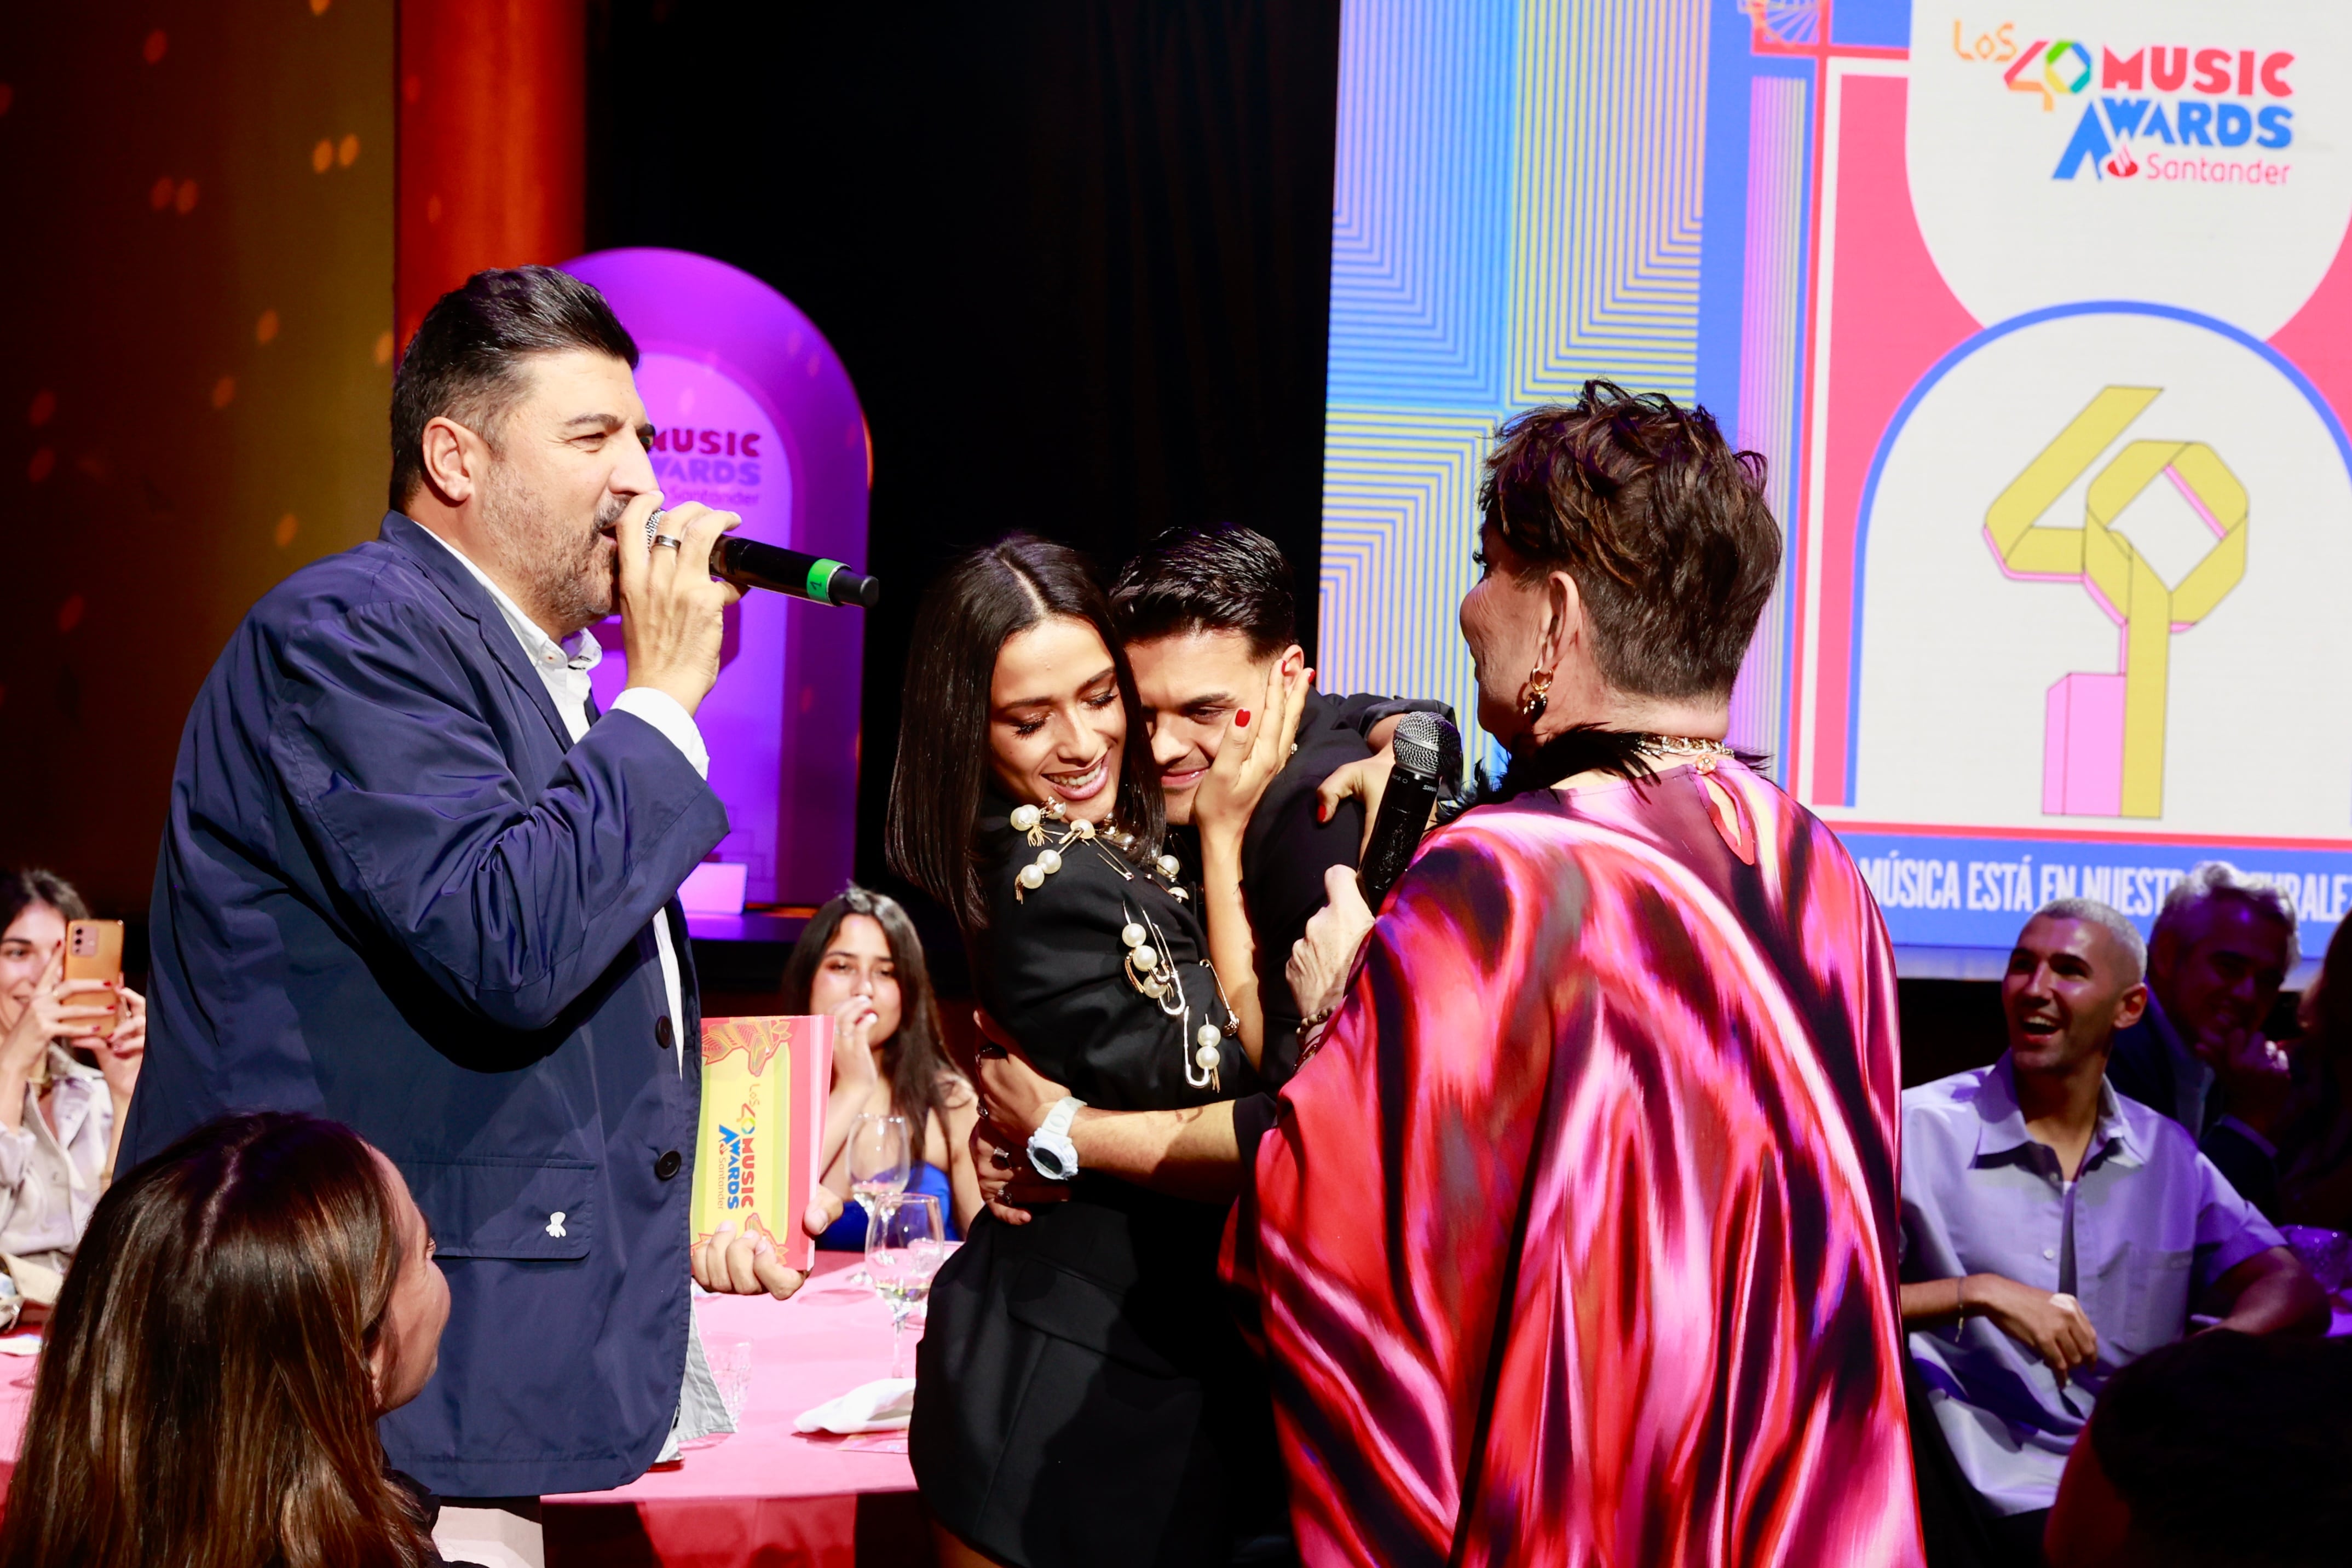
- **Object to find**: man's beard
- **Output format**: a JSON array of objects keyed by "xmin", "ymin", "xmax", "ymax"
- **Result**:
[{"xmin": 480, "ymin": 472, "xmax": 621, "ymax": 636}]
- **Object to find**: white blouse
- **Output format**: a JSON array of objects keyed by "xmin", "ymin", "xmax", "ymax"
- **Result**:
[{"xmin": 0, "ymin": 1047, "xmax": 114, "ymax": 1277}]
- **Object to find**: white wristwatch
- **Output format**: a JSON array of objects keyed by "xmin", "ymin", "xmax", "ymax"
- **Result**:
[{"xmin": 1027, "ymin": 1096, "xmax": 1086, "ymax": 1181}]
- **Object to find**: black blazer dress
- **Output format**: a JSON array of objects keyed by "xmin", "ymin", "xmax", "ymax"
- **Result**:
[{"xmin": 909, "ymin": 795, "xmax": 1286, "ymax": 1567}]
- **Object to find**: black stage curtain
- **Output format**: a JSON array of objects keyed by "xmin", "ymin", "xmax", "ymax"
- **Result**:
[{"xmin": 586, "ymin": 2, "xmax": 1342, "ymax": 945}]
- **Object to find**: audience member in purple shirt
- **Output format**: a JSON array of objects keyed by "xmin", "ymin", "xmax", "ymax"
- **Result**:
[{"xmin": 1898, "ymin": 898, "xmax": 2326, "ymax": 1567}]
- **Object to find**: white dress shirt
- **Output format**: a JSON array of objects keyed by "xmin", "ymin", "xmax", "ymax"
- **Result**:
[{"xmin": 418, "ymin": 529, "xmax": 706, "ymax": 1073}]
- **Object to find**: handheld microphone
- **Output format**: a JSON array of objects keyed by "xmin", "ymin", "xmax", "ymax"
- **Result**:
[
  {"xmin": 645, "ymin": 510, "xmax": 881, "ymax": 608},
  {"xmin": 1358, "ymin": 712, "xmax": 1455, "ymax": 909}
]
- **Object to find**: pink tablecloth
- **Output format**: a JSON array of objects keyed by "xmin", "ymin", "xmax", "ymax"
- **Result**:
[{"xmin": 543, "ymin": 1252, "xmax": 931, "ymax": 1567}]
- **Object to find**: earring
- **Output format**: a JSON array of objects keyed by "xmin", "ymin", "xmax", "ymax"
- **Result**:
[{"xmin": 1519, "ymin": 667, "xmax": 1553, "ymax": 724}]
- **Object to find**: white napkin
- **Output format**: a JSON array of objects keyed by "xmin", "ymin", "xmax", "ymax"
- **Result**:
[{"xmin": 793, "ymin": 1377, "xmax": 915, "ymax": 1434}]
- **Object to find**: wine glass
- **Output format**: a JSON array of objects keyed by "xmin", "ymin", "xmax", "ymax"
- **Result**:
[
  {"xmin": 866, "ymin": 1192, "xmax": 947, "ymax": 1379},
  {"xmin": 843, "ymin": 1112, "xmax": 911, "ymax": 1285},
  {"xmin": 850, "ymin": 1112, "xmax": 913, "ymax": 1215}
]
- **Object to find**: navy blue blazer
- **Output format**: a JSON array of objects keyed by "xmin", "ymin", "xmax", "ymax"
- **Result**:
[
  {"xmin": 126, "ymin": 512, "xmax": 730, "ymax": 1497},
  {"xmin": 2107, "ymin": 1001, "xmax": 2281, "ymax": 1217}
]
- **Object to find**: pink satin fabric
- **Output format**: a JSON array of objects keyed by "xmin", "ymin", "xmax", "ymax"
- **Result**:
[{"xmin": 1229, "ymin": 760, "xmax": 1923, "ymax": 1566}]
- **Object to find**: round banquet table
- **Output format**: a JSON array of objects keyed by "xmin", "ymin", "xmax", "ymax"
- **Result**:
[{"xmin": 543, "ymin": 1252, "xmax": 933, "ymax": 1567}]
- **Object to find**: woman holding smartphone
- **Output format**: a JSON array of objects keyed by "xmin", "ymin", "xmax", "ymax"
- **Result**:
[
  {"xmin": 0, "ymin": 869, "xmax": 146, "ymax": 1299},
  {"xmin": 887, "ymin": 535, "xmax": 1304, "ymax": 1568}
]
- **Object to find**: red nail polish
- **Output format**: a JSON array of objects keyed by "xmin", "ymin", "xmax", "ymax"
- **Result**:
[{"xmin": 1236, "ymin": 710, "xmax": 1251, "ymax": 728}]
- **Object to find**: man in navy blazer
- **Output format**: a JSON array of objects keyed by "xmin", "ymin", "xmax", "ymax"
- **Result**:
[{"xmin": 125, "ymin": 268, "xmax": 825, "ymax": 1509}]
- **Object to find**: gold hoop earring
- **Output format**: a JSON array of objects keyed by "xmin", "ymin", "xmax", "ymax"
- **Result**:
[{"xmin": 1519, "ymin": 667, "xmax": 1553, "ymax": 724}]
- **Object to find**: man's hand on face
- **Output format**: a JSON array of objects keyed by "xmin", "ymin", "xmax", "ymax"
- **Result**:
[
  {"xmin": 2198, "ymin": 1024, "xmax": 2295, "ymax": 1137},
  {"xmin": 616, "ymin": 493, "xmax": 743, "ymax": 717}
]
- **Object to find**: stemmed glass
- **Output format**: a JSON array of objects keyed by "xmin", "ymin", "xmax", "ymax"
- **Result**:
[
  {"xmin": 843, "ymin": 1112, "xmax": 910, "ymax": 1286},
  {"xmin": 866, "ymin": 1192, "xmax": 947, "ymax": 1379}
]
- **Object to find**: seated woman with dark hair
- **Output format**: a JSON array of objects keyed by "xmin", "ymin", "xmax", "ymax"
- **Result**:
[
  {"xmin": 0, "ymin": 868, "xmax": 145, "ymax": 1302},
  {"xmin": 0, "ymin": 1111, "xmax": 466, "ymax": 1568},
  {"xmin": 786, "ymin": 885, "xmax": 982, "ymax": 1242}
]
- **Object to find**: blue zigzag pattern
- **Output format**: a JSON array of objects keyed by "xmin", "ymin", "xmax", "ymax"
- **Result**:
[
  {"xmin": 1327, "ymin": 0, "xmax": 1518, "ymax": 410},
  {"xmin": 1512, "ymin": 0, "xmax": 1711, "ymax": 403},
  {"xmin": 1319, "ymin": 409, "xmax": 1503, "ymax": 771}
]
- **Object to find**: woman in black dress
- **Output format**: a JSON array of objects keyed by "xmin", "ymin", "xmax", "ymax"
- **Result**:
[{"xmin": 888, "ymin": 535, "xmax": 1304, "ymax": 1568}]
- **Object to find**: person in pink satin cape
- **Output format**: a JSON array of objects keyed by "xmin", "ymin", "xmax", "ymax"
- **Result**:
[{"xmin": 1238, "ymin": 382, "xmax": 1924, "ymax": 1566}]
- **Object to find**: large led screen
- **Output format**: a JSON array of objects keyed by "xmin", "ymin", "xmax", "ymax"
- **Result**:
[{"xmin": 1319, "ymin": 0, "xmax": 2352, "ymax": 958}]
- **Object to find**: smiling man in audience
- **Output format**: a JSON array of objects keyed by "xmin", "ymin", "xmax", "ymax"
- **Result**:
[
  {"xmin": 1899, "ymin": 897, "xmax": 2326, "ymax": 1567},
  {"xmin": 2108, "ymin": 862, "xmax": 2299, "ymax": 1216}
]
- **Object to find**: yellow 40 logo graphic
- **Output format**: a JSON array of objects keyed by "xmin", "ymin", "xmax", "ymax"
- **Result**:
[{"xmin": 1984, "ymin": 388, "xmax": 2247, "ymax": 820}]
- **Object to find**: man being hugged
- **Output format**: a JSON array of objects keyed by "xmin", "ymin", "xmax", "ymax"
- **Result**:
[
  {"xmin": 127, "ymin": 268, "xmax": 833, "ymax": 1536},
  {"xmin": 1901, "ymin": 898, "xmax": 2325, "ymax": 1566}
]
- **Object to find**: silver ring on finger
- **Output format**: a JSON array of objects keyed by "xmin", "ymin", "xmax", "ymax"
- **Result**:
[
  {"xmin": 652, "ymin": 533, "xmax": 685, "ymax": 550},
  {"xmin": 990, "ymin": 1146, "xmax": 1013, "ymax": 1170}
]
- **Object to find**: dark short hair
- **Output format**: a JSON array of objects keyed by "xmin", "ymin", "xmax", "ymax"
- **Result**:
[
  {"xmin": 2090, "ymin": 1330, "xmax": 2352, "ymax": 1566},
  {"xmin": 886, "ymin": 535, "xmax": 1163, "ymax": 930},
  {"xmin": 389, "ymin": 266, "xmax": 639, "ymax": 511},
  {"xmin": 1110, "ymin": 526, "xmax": 1298, "ymax": 659},
  {"xmin": 1480, "ymin": 379, "xmax": 1781, "ymax": 700},
  {"xmin": 0, "ymin": 868, "xmax": 90, "ymax": 936}
]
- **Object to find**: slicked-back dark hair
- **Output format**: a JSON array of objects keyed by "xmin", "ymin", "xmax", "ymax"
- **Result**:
[
  {"xmin": 1480, "ymin": 379, "xmax": 1780, "ymax": 700},
  {"xmin": 1110, "ymin": 526, "xmax": 1298, "ymax": 659},
  {"xmin": 886, "ymin": 534, "xmax": 1163, "ymax": 931},
  {"xmin": 389, "ymin": 266, "xmax": 639, "ymax": 511}
]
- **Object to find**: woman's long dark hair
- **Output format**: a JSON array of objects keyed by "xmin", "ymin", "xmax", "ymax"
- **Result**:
[
  {"xmin": 782, "ymin": 886, "xmax": 960, "ymax": 1145},
  {"xmin": 0, "ymin": 1112, "xmax": 434, "ymax": 1568},
  {"xmin": 886, "ymin": 533, "xmax": 1162, "ymax": 930},
  {"xmin": 0, "ymin": 867, "xmax": 90, "ymax": 935}
]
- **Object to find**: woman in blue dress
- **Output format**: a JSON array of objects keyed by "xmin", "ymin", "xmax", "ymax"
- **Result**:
[{"xmin": 788, "ymin": 886, "xmax": 982, "ymax": 1243}]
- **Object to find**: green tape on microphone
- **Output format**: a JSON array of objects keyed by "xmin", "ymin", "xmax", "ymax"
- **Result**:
[{"xmin": 805, "ymin": 558, "xmax": 846, "ymax": 603}]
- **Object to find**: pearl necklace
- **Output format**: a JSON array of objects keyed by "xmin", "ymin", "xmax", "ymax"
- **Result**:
[{"xmin": 1006, "ymin": 798, "xmax": 1228, "ymax": 1089}]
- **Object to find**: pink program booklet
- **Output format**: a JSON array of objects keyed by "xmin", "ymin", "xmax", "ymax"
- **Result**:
[{"xmin": 693, "ymin": 1015, "xmax": 834, "ymax": 1274}]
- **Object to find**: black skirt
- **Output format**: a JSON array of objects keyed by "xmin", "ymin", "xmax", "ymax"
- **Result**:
[{"xmin": 910, "ymin": 1179, "xmax": 1284, "ymax": 1567}]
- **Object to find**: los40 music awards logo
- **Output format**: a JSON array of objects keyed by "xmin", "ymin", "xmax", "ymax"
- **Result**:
[
  {"xmin": 1954, "ymin": 25, "xmax": 2301, "ymax": 184},
  {"xmin": 1938, "ymin": 11, "xmax": 2324, "ymax": 190}
]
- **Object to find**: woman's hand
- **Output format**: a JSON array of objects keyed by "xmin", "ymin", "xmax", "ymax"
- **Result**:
[
  {"xmin": 0, "ymin": 954, "xmax": 115, "ymax": 1080},
  {"xmin": 971, "ymin": 1014, "xmax": 1068, "ymax": 1142},
  {"xmin": 95, "ymin": 985, "xmax": 145, "ymax": 1103},
  {"xmin": 1288, "ymin": 864, "xmax": 1376, "ymax": 1024},
  {"xmin": 966, "ymin": 1010, "xmax": 1071, "ymax": 1225},
  {"xmin": 970, "ymin": 1116, "xmax": 1068, "ymax": 1227},
  {"xmin": 1190, "ymin": 654, "xmax": 1311, "ymax": 848},
  {"xmin": 828, "ymin": 993, "xmax": 883, "ymax": 1092}
]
